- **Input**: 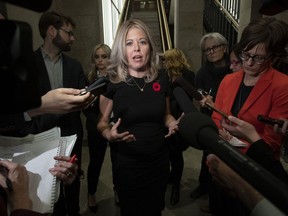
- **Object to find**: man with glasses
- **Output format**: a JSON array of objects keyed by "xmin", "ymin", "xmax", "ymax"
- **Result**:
[
  {"xmin": 191, "ymin": 33, "xmax": 232, "ymax": 211},
  {"xmin": 210, "ymin": 17, "xmax": 288, "ymax": 216},
  {"xmin": 31, "ymin": 11, "xmax": 85, "ymax": 216}
]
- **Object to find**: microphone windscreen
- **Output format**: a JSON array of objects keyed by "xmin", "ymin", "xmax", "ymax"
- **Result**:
[
  {"xmin": 3, "ymin": 0, "xmax": 52, "ymax": 12},
  {"xmin": 174, "ymin": 77, "xmax": 203, "ymax": 101},
  {"xmin": 178, "ymin": 112, "xmax": 218, "ymax": 149},
  {"xmin": 173, "ymin": 87, "xmax": 198, "ymax": 113}
]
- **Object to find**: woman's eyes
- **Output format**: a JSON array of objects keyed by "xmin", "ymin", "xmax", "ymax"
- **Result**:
[
  {"xmin": 125, "ymin": 40, "xmax": 148, "ymax": 46},
  {"xmin": 126, "ymin": 41, "xmax": 133, "ymax": 46},
  {"xmin": 95, "ymin": 55, "xmax": 108, "ymax": 59},
  {"xmin": 139, "ymin": 40, "xmax": 148, "ymax": 45}
]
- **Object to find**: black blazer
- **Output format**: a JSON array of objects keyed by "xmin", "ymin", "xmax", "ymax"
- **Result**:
[{"xmin": 29, "ymin": 48, "xmax": 85, "ymax": 138}]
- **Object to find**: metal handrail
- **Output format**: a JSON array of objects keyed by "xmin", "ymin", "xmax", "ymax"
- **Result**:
[
  {"xmin": 118, "ymin": 0, "xmax": 131, "ymax": 27},
  {"xmin": 214, "ymin": 0, "xmax": 239, "ymax": 30},
  {"xmin": 110, "ymin": 0, "xmax": 121, "ymax": 15},
  {"xmin": 157, "ymin": 0, "xmax": 172, "ymax": 52}
]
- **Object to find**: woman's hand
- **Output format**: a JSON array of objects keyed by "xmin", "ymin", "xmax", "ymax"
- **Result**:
[
  {"xmin": 200, "ymin": 95, "xmax": 214, "ymax": 108},
  {"xmin": 165, "ymin": 114, "xmax": 181, "ymax": 138},
  {"xmin": 0, "ymin": 160, "xmax": 32, "ymax": 211},
  {"xmin": 274, "ymin": 118, "xmax": 288, "ymax": 136},
  {"xmin": 221, "ymin": 116, "xmax": 261, "ymax": 143},
  {"xmin": 108, "ymin": 118, "xmax": 136, "ymax": 143}
]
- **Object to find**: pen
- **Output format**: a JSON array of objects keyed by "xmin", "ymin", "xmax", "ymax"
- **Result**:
[
  {"xmin": 69, "ymin": 154, "xmax": 77, "ymax": 163},
  {"xmin": 208, "ymin": 88, "xmax": 212, "ymax": 95},
  {"xmin": 0, "ymin": 165, "xmax": 13, "ymax": 192}
]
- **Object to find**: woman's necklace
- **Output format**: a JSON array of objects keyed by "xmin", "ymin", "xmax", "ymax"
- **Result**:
[{"xmin": 131, "ymin": 77, "xmax": 146, "ymax": 92}]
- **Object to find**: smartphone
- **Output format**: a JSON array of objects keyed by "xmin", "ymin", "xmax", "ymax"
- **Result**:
[
  {"xmin": 257, "ymin": 115, "xmax": 285, "ymax": 127},
  {"xmin": 79, "ymin": 77, "xmax": 109, "ymax": 96},
  {"xmin": 205, "ymin": 102, "xmax": 229, "ymax": 119}
]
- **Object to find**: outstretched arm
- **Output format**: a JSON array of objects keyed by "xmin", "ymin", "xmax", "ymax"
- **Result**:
[{"xmin": 27, "ymin": 88, "xmax": 95, "ymax": 117}]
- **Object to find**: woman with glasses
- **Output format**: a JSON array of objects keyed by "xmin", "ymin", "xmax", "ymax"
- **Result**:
[
  {"xmin": 230, "ymin": 43, "xmax": 242, "ymax": 72},
  {"xmin": 210, "ymin": 17, "xmax": 288, "ymax": 216},
  {"xmin": 191, "ymin": 33, "xmax": 232, "ymax": 207}
]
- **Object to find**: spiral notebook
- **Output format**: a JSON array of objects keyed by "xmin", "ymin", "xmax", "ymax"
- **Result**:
[{"xmin": 0, "ymin": 127, "xmax": 77, "ymax": 213}]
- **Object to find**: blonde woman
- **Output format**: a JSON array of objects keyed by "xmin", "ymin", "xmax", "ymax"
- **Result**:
[
  {"xmin": 162, "ymin": 48, "xmax": 195, "ymax": 205},
  {"xmin": 97, "ymin": 19, "xmax": 178, "ymax": 216},
  {"xmin": 84, "ymin": 44, "xmax": 111, "ymax": 213}
]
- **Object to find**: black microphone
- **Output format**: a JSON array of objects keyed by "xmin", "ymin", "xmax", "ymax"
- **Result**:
[
  {"xmin": 178, "ymin": 112, "xmax": 288, "ymax": 214},
  {"xmin": 174, "ymin": 77, "xmax": 203, "ymax": 101},
  {"xmin": 173, "ymin": 87, "xmax": 198, "ymax": 113},
  {"xmin": 174, "ymin": 76, "xmax": 229, "ymax": 118},
  {"xmin": 2, "ymin": 0, "xmax": 52, "ymax": 12}
]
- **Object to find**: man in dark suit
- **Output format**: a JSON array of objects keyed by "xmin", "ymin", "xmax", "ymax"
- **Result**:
[{"xmin": 31, "ymin": 11, "xmax": 85, "ymax": 216}]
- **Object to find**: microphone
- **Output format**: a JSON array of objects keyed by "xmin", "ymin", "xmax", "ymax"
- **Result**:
[
  {"xmin": 174, "ymin": 77, "xmax": 203, "ymax": 101},
  {"xmin": 174, "ymin": 76, "xmax": 229, "ymax": 118},
  {"xmin": 178, "ymin": 112, "xmax": 288, "ymax": 214},
  {"xmin": 173, "ymin": 87, "xmax": 198, "ymax": 113},
  {"xmin": 2, "ymin": 0, "xmax": 52, "ymax": 12}
]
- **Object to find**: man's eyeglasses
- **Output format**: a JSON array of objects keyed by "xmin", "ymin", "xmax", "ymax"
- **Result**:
[
  {"xmin": 239, "ymin": 51, "xmax": 271, "ymax": 65},
  {"xmin": 203, "ymin": 44, "xmax": 223, "ymax": 55},
  {"xmin": 59, "ymin": 28, "xmax": 74, "ymax": 37}
]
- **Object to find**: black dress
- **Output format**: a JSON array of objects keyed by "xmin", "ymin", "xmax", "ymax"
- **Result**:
[{"xmin": 103, "ymin": 71, "xmax": 169, "ymax": 216}]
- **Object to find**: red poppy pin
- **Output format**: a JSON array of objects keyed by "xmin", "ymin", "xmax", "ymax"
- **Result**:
[{"xmin": 153, "ymin": 82, "xmax": 161, "ymax": 92}]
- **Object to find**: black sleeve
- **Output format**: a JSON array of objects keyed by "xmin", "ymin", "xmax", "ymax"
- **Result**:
[
  {"xmin": 247, "ymin": 139, "xmax": 288, "ymax": 183},
  {"xmin": 182, "ymin": 69, "xmax": 195, "ymax": 87}
]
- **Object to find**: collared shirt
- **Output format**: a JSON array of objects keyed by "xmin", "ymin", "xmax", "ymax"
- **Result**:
[{"xmin": 40, "ymin": 47, "xmax": 63, "ymax": 89}]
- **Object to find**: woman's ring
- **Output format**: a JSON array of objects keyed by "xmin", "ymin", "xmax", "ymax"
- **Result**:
[{"xmin": 66, "ymin": 171, "xmax": 73, "ymax": 177}]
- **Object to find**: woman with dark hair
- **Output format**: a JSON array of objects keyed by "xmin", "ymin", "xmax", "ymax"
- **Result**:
[
  {"xmin": 230, "ymin": 43, "xmax": 242, "ymax": 72},
  {"xmin": 211, "ymin": 17, "xmax": 288, "ymax": 216}
]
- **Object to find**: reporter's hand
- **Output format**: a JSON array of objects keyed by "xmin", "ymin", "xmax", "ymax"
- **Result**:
[
  {"xmin": 218, "ymin": 128, "xmax": 233, "ymax": 141},
  {"xmin": 28, "ymin": 88, "xmax": 95, "ymax": 116},
  {"xmin": 0, "ymin": 160, "xmax": 32, "ymax": 211},
  {"xmin": 221, "ymin": 116, "xmax": 261, "ymax": 143},
  {"xmin": 206, "ymin": 154, "xmax": 238, "ymax": 197},
  {"xmin": 49, "ymin": 156, "xmax": 78, "ymax": 185},
  {"xmin": 200, "ymin": 95, "xmax": 214, "ymax": 108},
  {"xmin": 274, "ymin": 118, "xmax": 288, "ymax": 136},
  {"xmin": 206, "ymin": 154, "xmax": 263, "ymax": 210}
]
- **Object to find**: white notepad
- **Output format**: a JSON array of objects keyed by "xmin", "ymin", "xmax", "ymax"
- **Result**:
[{"xmin": 0, "ymin": 127, "xmax": 77, "ymax": 213}]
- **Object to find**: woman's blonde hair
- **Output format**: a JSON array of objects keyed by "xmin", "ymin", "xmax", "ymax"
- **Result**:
[
  {"xmin": 107, "ymin": 19, "xmax": 159, "ymax": 83},
  {"xmin": 87, "ymin": 43, "xmax": 111, "ymax": 83},
  {"xmin": 163, "ymin": 48, "xmax": 190, "ymax": 77}
]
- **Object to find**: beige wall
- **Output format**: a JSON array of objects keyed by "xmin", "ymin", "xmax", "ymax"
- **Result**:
[
  {"xmin": 5, "ymin": 0, "xmax": 287, "ymax": 74},
  {"xmin": 238, "ymin": 0, "xmax": 288, "ymax": 41},
  {"xmin": 175, "ymin": 0, "xmax": 203, "ymax": 72},
  {"xmin": 6, "ymin": 0, "xmax": 103, "ymax": 75}
]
